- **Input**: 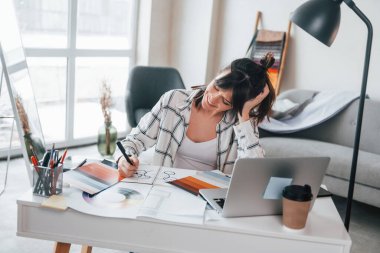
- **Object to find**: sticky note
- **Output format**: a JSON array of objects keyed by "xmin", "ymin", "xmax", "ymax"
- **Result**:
[
  {"xmin": 263, "ymin": 177, "xmax": 293, "ymax": 200},
  {"xmin": 41, "ymin": 195, "xmax": 68, "ymax": 211}
]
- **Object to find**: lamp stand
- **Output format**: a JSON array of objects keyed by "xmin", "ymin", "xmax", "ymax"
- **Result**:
[{"xmin": 343, "ymin": 0, "xmax": 373, "ymax": 231}]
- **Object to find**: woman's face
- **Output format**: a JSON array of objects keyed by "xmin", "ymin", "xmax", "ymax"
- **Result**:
[{"xmin": 201, "ymin": 70, "xmax": 233, "ymax": 115}]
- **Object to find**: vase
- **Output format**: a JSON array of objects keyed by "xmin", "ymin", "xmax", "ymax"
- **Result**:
[
  {"xmin": 24, "ymin": 132, "xmax": 46, "ymax": 161},
  {"xmin": 97, "ymin": 122, "xmax": 117, "ymax": 156}
]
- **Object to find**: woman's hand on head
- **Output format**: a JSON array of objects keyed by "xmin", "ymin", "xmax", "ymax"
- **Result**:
[
  {"xmin": 117, "ymin": 155, "xmax": 140, "ymax": 178},
  {"xmin": 239, "ymin": 85, "xmax": 270, "ymax": 123}
]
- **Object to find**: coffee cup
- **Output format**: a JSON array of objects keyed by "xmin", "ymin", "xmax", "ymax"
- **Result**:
[{"xmin": 282, "ymin": 184, "xmax": 313, "ymax": 229}]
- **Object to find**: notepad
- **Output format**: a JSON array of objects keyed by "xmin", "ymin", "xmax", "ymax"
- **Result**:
[
  {"xmin": 41, "ymin": 195, "xmax": 68, "ymax": 211},
  {"xmin": 168, "ymin": 176, "xmax": 219, "ymax": 195}
]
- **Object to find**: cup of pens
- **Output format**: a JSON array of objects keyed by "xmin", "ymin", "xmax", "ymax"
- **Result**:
[
  {"xmin": 32, "ymin": 148, "xmax": 65, "ymax": 197},
  {"xmin": 33, "ymin": 164, "xmax": 63, "ymax": 197}
]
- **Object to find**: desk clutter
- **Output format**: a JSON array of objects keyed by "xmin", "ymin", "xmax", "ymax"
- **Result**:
[
  {"xmin": 38, "ymin": 156, "xmax": 330, "ymax": 227},
  {"xmin": 61, "ymin": 161, "xmax": 230, "ymax": 224},
  {"xmin": 33, "ymin": 165, "xmax": 63, "ymax": 197},
  {"xmin": 32, "ymin": 145, "xmax": 66, "ymax": 197}
]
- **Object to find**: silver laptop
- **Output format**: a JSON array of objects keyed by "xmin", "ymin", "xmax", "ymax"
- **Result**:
[{"xmin": 199, "ymin": 157, "xmax": 330, "ymax": 218}]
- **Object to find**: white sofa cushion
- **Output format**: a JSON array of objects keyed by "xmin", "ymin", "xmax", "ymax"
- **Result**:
[{"xmin": 261, "ymin": 137, "xmax": 380, "ymax": 191}]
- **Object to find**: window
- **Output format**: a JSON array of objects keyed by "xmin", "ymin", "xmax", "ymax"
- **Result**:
[
  {"xmin": 0, "ymin": 80, "xmax": 20, "ymax": 151},
  {"xmin": 10, "ymin": 0, "xmax": 137, "ymax": 149},
  {"xmin": 74, "ymin": 57, "xmax": 129, "ymax": 139}
]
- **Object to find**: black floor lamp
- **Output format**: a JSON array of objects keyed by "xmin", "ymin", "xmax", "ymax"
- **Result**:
[{"xmin": 290, "ymin": 0, "xmax": 373, "ymax": 231}]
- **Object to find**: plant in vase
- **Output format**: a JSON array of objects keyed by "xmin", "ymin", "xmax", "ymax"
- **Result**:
[
  {"xmin": 98, "ymin": 80, "xmax": 117, "ymax": 156},
  {"xmin": 15, "ymin": 95, "xmax": 46, "ymax": 161}
]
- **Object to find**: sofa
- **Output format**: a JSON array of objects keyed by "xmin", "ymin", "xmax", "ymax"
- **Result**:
[{"xmin": 259, "ymin": 89, "xmax": 380, "ymax": 208}]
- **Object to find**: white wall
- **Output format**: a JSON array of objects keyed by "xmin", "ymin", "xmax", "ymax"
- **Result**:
[
  {"xmin": 136, "ymin": 0, "xmax": 216, "ymax": 88},
  {"xmin": 136, "ymin": 0, "xmax": 172, "ymax": 66},
  {"xmin": 212, "ymin": 0, "xmax": 380, "ymax": 99},
  {"xmin": 170, "ymin": 0, "xmax": 215, "ymax": 88},
  {"xmin": 142, "ymin": 0, "xmax": 380, "ymax": 99}
]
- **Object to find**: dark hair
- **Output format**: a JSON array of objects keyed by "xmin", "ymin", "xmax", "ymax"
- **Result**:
[{"xmin": 194, "ymin": 52, "xmax": 276, "ymax": 123}]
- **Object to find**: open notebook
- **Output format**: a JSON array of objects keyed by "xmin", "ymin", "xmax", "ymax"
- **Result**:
[
  {"xmin": 64, "ymin": 161, "xmax": 227, "ymax": 195},
  {"xmin": 64, "ymin": 163, "xmax": 230, "ymax": 224},
  {"xmin": 64, "ymin": 161, "xmax": 161, "ymax": 195}
]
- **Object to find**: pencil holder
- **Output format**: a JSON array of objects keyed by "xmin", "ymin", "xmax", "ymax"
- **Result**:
[{"xmin": 33, "ymin": 164, "xmax": 63, "ymax": 197}]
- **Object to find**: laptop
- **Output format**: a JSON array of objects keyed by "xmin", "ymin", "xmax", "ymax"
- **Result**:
[{"xmin": 199, "ymin": 157, "xmax": 330, "ymax": 218}]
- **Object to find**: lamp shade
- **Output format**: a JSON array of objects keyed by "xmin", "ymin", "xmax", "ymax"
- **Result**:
[{"xmin": 290, "ymin": 0, "xmax": 343, "ymax": 47}]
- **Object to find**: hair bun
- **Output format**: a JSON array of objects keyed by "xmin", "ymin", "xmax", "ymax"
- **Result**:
[
  {"xmin": 231, "ymin": 58, "xmax": 253, "ymax": 73},
  {"xmin": 259, "ymin": 52, "xmax": 275, "ymax": 70}
]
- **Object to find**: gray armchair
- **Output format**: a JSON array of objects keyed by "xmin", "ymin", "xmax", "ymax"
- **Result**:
[{"xmin": 125, "ymin": 66, "xmax": 185, "ymax": 128}]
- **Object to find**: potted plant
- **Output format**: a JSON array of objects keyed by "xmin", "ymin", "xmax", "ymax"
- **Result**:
[
  {"xmin": 15, "ymin": 95, "xmax": 45, "ymax": 161},
  {"xmin": 97, "ymin": 80, "xmax": 117, "ymax": 156}
]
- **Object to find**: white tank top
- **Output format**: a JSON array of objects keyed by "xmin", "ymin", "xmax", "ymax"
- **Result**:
[{"xmin": 173, "ymin": 135, "xmax": 217, "ymax": 171}]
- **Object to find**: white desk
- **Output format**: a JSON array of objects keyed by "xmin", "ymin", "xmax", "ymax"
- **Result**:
[{"xmin": 17, "ymin": 188, "xmax": 351, "ymax": 253}]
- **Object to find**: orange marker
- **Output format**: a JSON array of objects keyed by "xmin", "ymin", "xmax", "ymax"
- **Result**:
[
  {"xmin": 60, "ymin": 149, "xmax": 68, "ymax": 164},
  {"xmin": 30, "ymin": 156, "xmax": 39, "ymax": 166}
]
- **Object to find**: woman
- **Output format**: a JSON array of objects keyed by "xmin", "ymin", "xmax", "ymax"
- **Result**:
[{"xmin": 118, "ymin": 52, "xmax": 276, "ymax": 177}]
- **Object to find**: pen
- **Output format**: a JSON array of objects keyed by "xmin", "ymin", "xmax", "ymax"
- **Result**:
[
  {"xmin": 32, "ymin": 163, "xmax": 42, "ymax": 194},
  {"xmin": 116, "ymin": 141, "xmax": 134, "ymax": 165},
  {"xmin": 76, "ymin": 158, "xmax": 87, "ymax": 169},
  {"xmin": 30, "ymin": 145, "xmax": 38, "ymax": 161},
  {"xmin": 41, "ymin": 151, "xmax": 51, "ymax": 167},
  {"xmin": 49, "ymin": 144, "xmax": 55, "ymax": 169},
  {"xmin": 59, "ymin": 148, "xmax": 68, "ymax": 164},
  {"xmin": 54, "ymin": 150, "xmax": 60, "ymax": 167},
  {"xmin": 30, "ymin": 156, "xmax": 39, "ymax": 166}
]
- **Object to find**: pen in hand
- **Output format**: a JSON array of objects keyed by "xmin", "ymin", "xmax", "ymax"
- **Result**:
[{"xmin": 116, "ymin": 141, "xmax": 134, "ymax": 166}]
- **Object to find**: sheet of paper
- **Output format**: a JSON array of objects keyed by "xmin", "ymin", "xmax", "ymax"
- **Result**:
[
  {"xmin": 263, "ymin": 176, "xmax": 293, "ymax": 200},
  {"xmin": 153, "ymin": 167, "xmax": 197, "ymax": 186},
  {"xmin": 138, "ymin": 185, "xmax": 206, "ymax": 224},
  {"xmin": 67, "ymin": 182, "xmax": 152, "ymax": 219},
  {"xmin": 121, "ymin": 164, "xmax": 161, "ymax": 184}
]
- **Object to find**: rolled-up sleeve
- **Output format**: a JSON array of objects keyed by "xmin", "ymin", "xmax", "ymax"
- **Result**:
[
  {"xmin": 121, "ymin": 93, "xmax": 165, "ymax": 156},
  {"xmin": 233, "ymin": 119, "xmax": 265, "ymax": 158}
]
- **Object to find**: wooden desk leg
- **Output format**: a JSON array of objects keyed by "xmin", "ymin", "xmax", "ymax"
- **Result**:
[
  {"xmin": 81, "ymin": 245, "xmax": 92, "ymax": 253},
  {"xmin": 54, "ymin": 242, "xmax": 71, "ymax": 253}
]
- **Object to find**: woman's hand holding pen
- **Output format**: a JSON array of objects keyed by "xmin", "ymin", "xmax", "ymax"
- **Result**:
[
  {"xmin": 116, "ymin": 140, "xmax": 140, "ymax": 178},
  {"xmin": 118, "ymin": 155, "xmax": 140, "ymax": 178}
]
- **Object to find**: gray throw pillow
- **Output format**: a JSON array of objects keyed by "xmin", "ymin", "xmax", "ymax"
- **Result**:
[{"xmin": 271, "ymin": 90, "xmax": 318, "ymax": 120}]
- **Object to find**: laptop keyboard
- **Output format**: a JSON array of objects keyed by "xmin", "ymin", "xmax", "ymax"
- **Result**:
[{"xmin": 214, "ymin": 198, "xmax": 225, "ymax": 208}]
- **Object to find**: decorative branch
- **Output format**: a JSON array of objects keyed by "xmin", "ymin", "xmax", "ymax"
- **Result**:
[
  {"xmin": 15, "ymin": 95, "xmax": 31, "ymax": 134},
  {"xmin": 100, "ymin": 80, "xmax": 112, "ymax": 124}
]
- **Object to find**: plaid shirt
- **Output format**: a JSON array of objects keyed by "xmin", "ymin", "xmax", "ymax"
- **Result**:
[{"xmin": 121, "ymin": 89, "xmax": 264, "ymax": 174}]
